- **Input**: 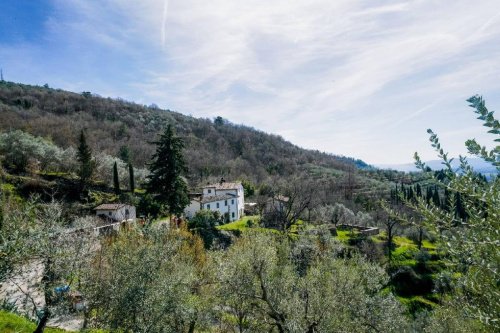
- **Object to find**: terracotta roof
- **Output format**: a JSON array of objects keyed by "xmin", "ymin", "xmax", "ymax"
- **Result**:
[
  {"xmin": 95, "ymin": 203, "xmax": 128, "ymax": 210},
  {"xmin": 204, "ymin": 182, "xmax": 242, "ymax": 190},
  {"xmin": 200, "ymin": 194, "xmax": 236, "ymax": 204}
]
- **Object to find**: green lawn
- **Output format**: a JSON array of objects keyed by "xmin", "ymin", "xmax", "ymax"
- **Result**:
[
  {"xmin": 0, "ymin": 311, "xmax": 109, "ymax": 332},
  {"xmin": 0, "ymin": 311, "xmax": 69, "ymax": 333},
  {"xmin": 217, "ymin": 216, "xmax": 264, "ymax": 232}
]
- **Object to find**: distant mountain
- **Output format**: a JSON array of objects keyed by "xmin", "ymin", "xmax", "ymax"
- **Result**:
[
  {"xmin": 0, "ymin": 81, "xmax": 371, "ymax": 187},
  {"xmin": 376, "ymin": 158, "xmax": 497, "ymax": 175}
]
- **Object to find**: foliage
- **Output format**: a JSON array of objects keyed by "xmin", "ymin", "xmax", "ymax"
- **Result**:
[
  {"xmin": 0, "ymin": 130, "xmax": 63, "ymax": 173},
  {"xmin": 112, "ymin": 161, "xmax": 120, "ymax": 194},
  {"xmin": 0, "ymin": 81, "xmax": 371, "ymax": 198},
  {"xmin": 412, "ymin": 96, "xmax": 499, "ymax": 330},
  {"xmin": 215, "ymin": 232, "xmax": 408, "ymax": 332},
  {"xmin": 81, "ymin": 226, "xmax": 212, "ymax": 333},
  {"xmin": 241, "ymin": 179, "xmax": 255, "ymax": 197},
  {"xmin": 0, "ymin": 198, "xmax": 97, "ymax": 332},
  {"xmin": 261, "ymin": 178, "xmax": 316, "ymax": 231},
  {"xmin": 128, "ymin": 163, "xmax": 135, "ymax": 193},
  {"xmin": 187, "ymin": 210, "xmax": 230, "ymax": 249},
  {"xmin": 145, "ymin": 124, "xmax": 189, "ymax": 217},
  {"xmin": 77, "ymin": 130, "xmax": 95, "ymax": 189}
]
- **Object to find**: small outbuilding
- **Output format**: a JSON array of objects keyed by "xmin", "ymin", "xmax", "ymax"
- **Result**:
[{"xmin": 94, "ymin": 203, "xmax": 136, "ymax": 223}]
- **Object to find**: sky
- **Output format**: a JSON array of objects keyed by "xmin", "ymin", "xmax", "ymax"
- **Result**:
[{"xmin": 1, "ymin": 0, "xmax": 500, "ymax": 165}]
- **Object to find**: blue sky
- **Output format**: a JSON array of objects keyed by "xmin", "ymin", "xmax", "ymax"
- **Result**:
[{"xmin": 1, "ymin": 0, "xmax": 500, "ymax": 164}]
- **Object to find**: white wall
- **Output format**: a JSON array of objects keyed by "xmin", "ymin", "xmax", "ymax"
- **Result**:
[
  {"xmin": 184, "ymin": 200, "xmax": 201, "ymax": 219},
  {"xmin": 96, "ymin": 205, "xmax": 136, "ymax": 222},
  {"xmin": 202, "ymin": 198, "xmax": 240, "ymax": 221}
]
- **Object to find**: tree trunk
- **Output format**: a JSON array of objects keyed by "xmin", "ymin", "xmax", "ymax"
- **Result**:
[
  {"xmin": 188, "ymin": 320, "xmax": 196, "ymax": 333},
  {"xmin": 34, "ymin": 308, "xmax": 50, "ymax": 333}
]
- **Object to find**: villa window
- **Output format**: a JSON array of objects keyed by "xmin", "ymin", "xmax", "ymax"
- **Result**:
[
  {"xmin": 232, "ymin": 212, "xmax": 235, "ymax": 218},
  {"xmin": 208, "ymin": 189, "xmax": 211, "ymax": 194},
  {"xmin": 231, "ymin": 199, "xmax": 234, "ymax": 204},
  {"xmin": 225, "ymin": 200, "xmax": 227, "ymax": 206},
  {"xmin": 216, "ymin": 203, "xmax": 219, "ymax": 208},
  {"xmin": 207, "ymin": 204, "xmax": 210, "ymax": 210}
]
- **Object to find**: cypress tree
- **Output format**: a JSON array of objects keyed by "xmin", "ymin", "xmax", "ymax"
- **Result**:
[
  {"xmin": 145, "ymin": 124, "xmax": 189, "ymax": 219},
  {"xmin": 113, "ymin": 161, "xmax": 120, "ymax": 195},
  {"xmin": 455, "ymin": 192, "xmax": 467, "ymax": 220},
  {"xmin": 408, "ymin": 186, "xmax": 415, "ymax": 201},
  {"xmin": 129, "ymin": 163, "xmax": 135, "ymax": 193},
  {"xmin": 416, "ymin": 183, "xmax": 422, "ymax": 198},
  {"xmin": 443, "ymin": 188, "xmax": 451, "ymax": 211},
  {"xmin": 426, "ymin": 187, "xmax": 433, "ymax": 205},
  {"xmin": 433, "ymin": 186, "xmax": 441, "ymax": 207},
  {"xmin": 77, "ymin": 130, "xmax": 94, "ymax": 190}
]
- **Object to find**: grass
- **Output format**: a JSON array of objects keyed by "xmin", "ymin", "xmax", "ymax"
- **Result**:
[
  {"xmin": 397, "ymin": 295, "xmax": 438, "ymax": 313},
  {"xmin": 0, "ymin": 311, "xmax": 70, "ymax": 333},
  {"xmin": 335, "ymin": 229, "xmax": 360, "ymax": 243},
  {"xmin": 0, "ymin": 311, "xmax": 109, "ymax": 333},
  {"xmin": 217, "ymin": 216, "xmax": 286, "ymax": 235},
  {"xmin": 217, "ymin": 215, "xmax": 260, "ymax": 231}
]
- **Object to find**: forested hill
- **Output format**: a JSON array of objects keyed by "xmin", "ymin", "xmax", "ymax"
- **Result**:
[{"xmin": 0, "ymin": 81, "xmax": 369, "ymax": 185}]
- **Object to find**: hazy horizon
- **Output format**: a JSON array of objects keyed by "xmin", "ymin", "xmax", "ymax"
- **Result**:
[{"xmin": 1, "ymin": 0, "xmax": 500, "ymax": 164}]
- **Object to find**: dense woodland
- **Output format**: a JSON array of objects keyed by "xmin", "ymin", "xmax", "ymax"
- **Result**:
[{"xmin": 0, "ymin": 81, "xmax": 498, "ymax": 332}]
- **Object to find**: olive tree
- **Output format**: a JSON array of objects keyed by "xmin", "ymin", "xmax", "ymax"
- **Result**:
[
  {"xmin": 410, "ymin": 96, "xmax": 499, "ymax": 331},
  {"xmin": 0, "ymin": 198, "xmax": 96, "ymax": 332},
  {"xmin": 81, "ymin": 225, "xmax": 214, "ymax": 333},
  {"xmin": 215, "ymin": 232, "xmax": 408, "ymax": 332}
]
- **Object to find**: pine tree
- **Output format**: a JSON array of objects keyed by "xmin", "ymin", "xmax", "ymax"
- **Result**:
[
  {"xmin": 129, "ymin": 163, "xmax": 135, "ymax": 193},
  {"xmin": 145, "ymin": 125, "xmax": 189, "ymax": 219},
  {"xmin": 77, "ymin": 130, "xmax": 94, "ymax": 190},
  {"xmin": 113, "ymin": 161, "xmax": 120, "ymax": 195}
]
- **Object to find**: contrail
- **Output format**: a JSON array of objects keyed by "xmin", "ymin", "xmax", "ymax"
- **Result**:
[{"xmin": 161, "ymin": 0, "xmax": 169, "ymax": 49}]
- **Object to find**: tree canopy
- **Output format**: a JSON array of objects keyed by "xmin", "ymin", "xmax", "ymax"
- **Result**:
[{"xmin": 145, "ymin": 124, "xmax": 190, "ymax": 217}]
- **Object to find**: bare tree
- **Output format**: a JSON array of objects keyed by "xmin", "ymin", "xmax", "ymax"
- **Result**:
[{"xmin": 262, "ymin": 178, "xmax": 316, "ymax": 231}]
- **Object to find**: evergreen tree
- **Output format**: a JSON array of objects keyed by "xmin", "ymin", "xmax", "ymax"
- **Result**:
[
  {"xmin": 129, "ymin": 163, "xmax": 135, "ymax": 193},
  {"xmin": 432, "ymin": 186, "xmax": 441, "ymax": 207},
  {"xmin": 455, "ymin": 192, "xmax": 467, "ymax": 220},
  {"xmin": 407, "ymin": 186, "xmax": 415, "ymax": 201},
  {"xmin": 113, "ymin": 161, "xmax": 120, "ymax": 195},
  {"xmin": 118, "ymin": 145, "xmax": 131, "ymax": 163},
  {"xmin": 443, "ymin": 188, "xmax": 451, "ymax": 211},
  {"xmin": 416, "ymin": 183, "xmax": 422, "ymax": 197},
  {"xmin": 426, "ymin": 186, "xmax": 433, "ymax": 205},
  {"xmin": 77, "ymin": 130, "xmax": 94, "ymax": 190},
  {"xmin": 145, "ymin": 125, "xmax": 189, "ymax": 218}
]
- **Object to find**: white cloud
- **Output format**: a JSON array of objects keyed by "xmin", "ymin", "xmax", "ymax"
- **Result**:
[{"xmin": 6, "ymin": 0, "xmax": 500, "ymax": 164}]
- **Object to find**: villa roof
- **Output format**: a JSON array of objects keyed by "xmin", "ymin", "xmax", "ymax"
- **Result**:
[
  {"xmin": 95, "ymin": 203, "xmax": 128, "ymax": 210},
  {"xmin": 204, "ymin": 182, "xmax": 242, "ymax": 190}
]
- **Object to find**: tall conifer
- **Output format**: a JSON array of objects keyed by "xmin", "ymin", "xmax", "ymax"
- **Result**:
[
  {"xmin": 77, "ymin": 130, "xmax": 94, "ymax": 190},
  {"xmin": 113, "ymin": 161, "xmax": 120, "ymax": 194},
  {"xmin": 129, "ymin": 163, "xmax": 135, "ymax": 193},
  {"xmin": 145, "ymin": 125, "xmax": 189, "ymax": 218}
]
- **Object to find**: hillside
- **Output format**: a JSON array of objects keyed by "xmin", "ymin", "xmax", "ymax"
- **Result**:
[{"xmin": 0, "ymin": 81, "xmax": 370, "ymax": 187}]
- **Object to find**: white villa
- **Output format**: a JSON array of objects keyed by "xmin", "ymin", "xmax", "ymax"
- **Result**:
[{"xmin": 184, "ymin": 179, "xmax": 245, "ymax": 222}]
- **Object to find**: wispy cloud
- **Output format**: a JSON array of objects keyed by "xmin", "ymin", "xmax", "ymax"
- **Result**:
[{"xmin": 2, "ymin": 0, "xmax": 500, "ymax": 164}]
